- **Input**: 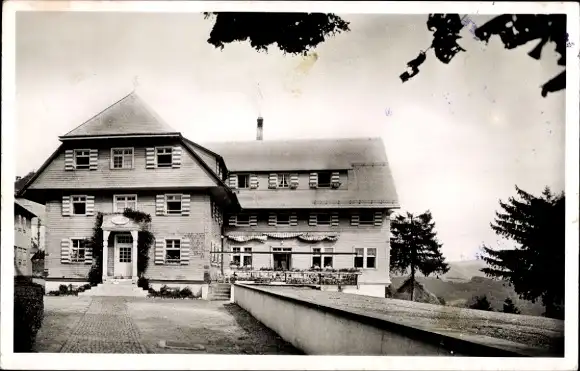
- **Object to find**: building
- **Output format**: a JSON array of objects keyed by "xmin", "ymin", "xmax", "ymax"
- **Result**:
[
  {"xmin": 14, "ymin": 199, "xmax": 38, "ymax": 277},
  {"xmin": 17, "ymin": 93, "xmax": 399, "ymax": 296}
]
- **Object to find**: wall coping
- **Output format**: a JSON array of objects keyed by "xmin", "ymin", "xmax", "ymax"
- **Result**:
[{"xmin": 234, "ymin": 283, "xmax": 545, "ymax": 357}]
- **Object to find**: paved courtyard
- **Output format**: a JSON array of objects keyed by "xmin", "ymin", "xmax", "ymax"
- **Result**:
[{"xmin": 34, "ymin": 296, "xmax": 302, "ymax": 354}]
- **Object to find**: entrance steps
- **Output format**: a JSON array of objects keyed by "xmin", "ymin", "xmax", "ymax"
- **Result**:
[
  {"xmin": 78, "ymin": 278, "xmax": 148, "ymax": 297},
  {"xmin": 208, "ymin": 283, "xmax": 231, "ymax": 301}
]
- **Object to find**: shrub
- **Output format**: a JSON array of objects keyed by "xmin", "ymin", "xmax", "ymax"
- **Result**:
[
  {"xmin": 87, "ymin": 265, "xmax": 102, "ymax": 286},
  {"xmin": 180, "ymin": 287, "xmax": 193, "ymax": 298},
  {"xmin": 83, "ymin": 284, "xmax": 92, "ymax": 290},
  {"xmin": 14, "ymin": 280, "xmax": 44, "ymax": 352},
  {"xmin": 468, "ymin": 295, "xmax": 494, "ymax": 311},
  {"xmin": 137, "ymin": 276, "xmax": 150, "ymax": 290},
  {"xmin": 437, "ymin": 296, "xmax": 447, "ymax": 305},
  {"xmin": 502, "ymin": 298, "xmax": 521, "ymax": 314},
  {"xmin": 59, "ymin": 284, "xmax": 69, "ymax": 294}
]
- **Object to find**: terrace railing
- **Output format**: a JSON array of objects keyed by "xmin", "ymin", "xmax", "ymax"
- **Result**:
[{"xmin": 219, "ymin": 269, "xmax": 361, "ymax": 286}]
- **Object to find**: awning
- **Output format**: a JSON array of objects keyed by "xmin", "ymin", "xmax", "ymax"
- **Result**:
[
  {"xmin": 226, "ymin": 232, "xmax": 340, "ymax": 242},
  {"xmin": 226, "ymin": 233, "xmax": 268, "ymax": 242},
  {"xmin": 298, "ymin": 234, "xmax": 339, "ymax": 242}
]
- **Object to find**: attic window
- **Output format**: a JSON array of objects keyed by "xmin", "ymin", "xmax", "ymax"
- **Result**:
[
  {"xmin": 156, "ymin": 147, "xmax": 173, "ymax": 168},
  {"xmin": 237, "ymin": 174, "xmax": 250, "ymax": 189},
  {"xmin": 359, "ymin": 212, "xmax": 375, "ymax": 226},
  {"xmin": 74, "ymin": 150, "xmax": 90, "ymax": 169},
  {"xmin": 317, "ymin": 172, "xmax": 332, "ymax": 188}
]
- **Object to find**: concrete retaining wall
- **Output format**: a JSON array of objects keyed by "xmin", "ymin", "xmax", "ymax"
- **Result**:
[{"xmin": 233, "ymin": 284, "xmax": 528, "ymax": 356}]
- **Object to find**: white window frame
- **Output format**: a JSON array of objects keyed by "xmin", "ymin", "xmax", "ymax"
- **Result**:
[
  {"xmin": 156, "ymin": 147, "xmax": 173, "ymax": 168},
  {"xmin": 111, "ymin": 147, "xmax": 134, "ymax": 169},
  {"xmin": 71, "ymin": 238, "xmax": 87, "ymax": 263},
  {"xmin": 232, "ymin": 247, "xmax": 253, "ymax": 267},
  {"xmin": 359, "ymin": 212, "xmax": 375, "ymax": 226},
  {"xmin": 354, "ymin": 247, "xmax": 377, "ymax": 269},
  {"xmin": 316, "ymin": 213, "xmax": 331, "ymax": 226},
  {"xmin": 165, "ymin": 194, "xmax": 182, "ymax": 215},
  {"xmin": 113, "ymin": 194, "xmax": 138, "ymax": 212},
  {"xmin": 71, "ymin": 195, "xmax": 88, "ymax": 216},
  {"xmin": 74, "ymin": 149, "xmax": 91, "ymax": 170},
  {"xmin": 317, "ymin": 172, "xmax": 332, "ymax": 188},
  {"xmin": 236, "ymin": 214, "xmax": 251, "ymax": 226},
  {"xmin": 278, "ymin": 173, "xmax": 290, "ymax": 188},
  {"xmin": 165, "ymin": 239, "xmax": 181, "ymax": 264},
  {"xmin": 237, "ymin": 174, "xmax": 250, "ymax": 189}
]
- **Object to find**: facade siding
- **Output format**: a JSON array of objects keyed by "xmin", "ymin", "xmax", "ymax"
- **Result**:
[
  {"xmin": 45, "ymin": 192, "xmax": 213, "ymax": 281},
  {"xmin": 30, "ymin": 144, "xmax": 217, "ymax": 190}
]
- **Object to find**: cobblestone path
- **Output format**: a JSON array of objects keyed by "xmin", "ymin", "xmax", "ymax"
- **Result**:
[{"xmin": 59, "ymin": 297, "xmax": 146, "ymax": 353}]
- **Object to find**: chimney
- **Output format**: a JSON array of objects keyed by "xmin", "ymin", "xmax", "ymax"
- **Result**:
[
  {"xmin": 15, "ymin": 176, "xmax": 22, "ymax": 181},
  {"xmin": 256, "ymin": 117, "xmax": 264, "ymax": 141}
]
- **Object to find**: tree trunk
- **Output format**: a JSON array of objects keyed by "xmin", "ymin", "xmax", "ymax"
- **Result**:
[{"xmin": 410, "ymin": 262, "xmax": 416, "ymax": 301}]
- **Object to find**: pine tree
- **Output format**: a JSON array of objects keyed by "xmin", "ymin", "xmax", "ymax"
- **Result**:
[
  {"xmin": 479, "ymin": 186, "xmax": 565, "ymax": 319},
  {"xmin": 390, "ymin": 210, "xmax": 449, "ymax": 301},
  {"xmin": 469, "ymin": 295, "xmax": 493, "ymax": 311},
  {"xmin": 502, "ymin": 298, "xmax": 521, "ymax": 314}
]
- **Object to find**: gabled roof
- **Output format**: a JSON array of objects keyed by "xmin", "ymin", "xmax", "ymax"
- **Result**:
[
  {"xmin": 15, "ymin": 198, "xmax": 45, "ymax": 221},
  {"xmin": 60, "ymin": 92, "xmax": 180, "ymax": 140},
  {"xmin": 15, "ymin": 199, "xmax": 38, "ymax": 219},
  {"xmin": 201, "ymin": 137, "xmax": 389, "ymax": 171}
]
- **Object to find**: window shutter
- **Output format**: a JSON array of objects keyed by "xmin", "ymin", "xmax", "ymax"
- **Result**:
[
  {"xmin": 154, "ymin": 239, "xmax": 165, "ymax": 265},
  {"xmin": 249, "ymin": 214, "xmax": 258, "ymax": 226},
  {"xmin": 309, "ymin": 173, "xmax": 318, "ymax": 188},
  {"xmin": 155, "ymin": 195, "xmax": 166, "ymax": 216},
  {"xmin": 64, "ymin": 150, "xmax": 74, "ymax": 171},
  {"xmin": 180, "ymin": 238, "xmax": 190, "ymax": 265},
  {"xmin": 229, "ymin": 215, "xmax": 237, "ymax": 226},
  {"xmin": 229, "ymin": 174, "xmax": 238, "ymax": 189},
  {"xmin": 61, "ymin": 239, "xmax": 71, "ymax": 264},
  {"xmin": 89, "ymin": 149, "xmax": 99, "ymax": 170},
  {"xmin": 85, "ymin": 244, "xmax": 93, "ymax": 265},
  {"xmin": 146, "ymin": 148, "xmax": 155, "ymax": 169},
  {"xmin": 86, "ymin": 195, "xmax": 95, "ymax": 216},
  {"xmin": 309, "ymin": 213, "xmax": 317, "ymax": 226},
  {"xmin": 331, "ymin": 212, "xmax": 339, "ymax": 226},
  {"xmin": 290, "ymin": 213, "xmax": 298, "ymax": 226},
  {"xmin": 62, "ymin": 196, "xmax": 72, "ymax": 216},
  {"xmin": 172, "ymin": 147, "xmax": 182, "ymax": 168},
  {"xmin": 374, "ymin": 211, "xmax": 383, "ymax": 226},
  {"xmin": 250, "ymin": 174, "xmax": 259, "ymax": 189},
  {"xmin": 351, "ymin": 214, "xmax": 360, "ymax": 226},
  {"xmin": 331, "ymin": 172, "xmax": 341, "ymax": 188},
  {"xmin": 268, "ymin": 213, "xmax": 277, "ymax": 226},
  {"xmin": 181, "ymin": 194, "xmax": 191, "ymax": 216},
  {"xmin": 290, "ymin": 174, "xmax": 299, "ymax": 189},
  {"xmin": 268, "ymin": 173, "xmax": 278, "ymax": 189}
]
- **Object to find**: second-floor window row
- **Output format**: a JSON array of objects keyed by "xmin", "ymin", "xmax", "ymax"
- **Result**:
[
  {"xmin": 64, "ymin": 146, "xmax": 183, "ymax": 171},
  {"xmin": 228, "ymin": 211, "xmax": 384, "ymax": 227},
  {"xmin": 229, "ymin": 172, "xmax": 341, "ymax": 190}
]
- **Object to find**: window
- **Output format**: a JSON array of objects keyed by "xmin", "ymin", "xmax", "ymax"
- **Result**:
[
  {"xmin": 236, "ymin": 214, "xmax": 250, "ymax": 226},
  {"xmin": 237, "ymin": 174, "xmax": 250, "ymax": 189},
  {"xmin": 114, "ymin": 195, "xmax": 137, "ymax": 212},
  {"xmin": 71, "ymin": 239, "xmax": 86, "ymax": 263},
  {"xmin": 243, "ymin": 248, "xmax": 253, "ymax": 267},
  {"xmin": 72, "ymin": 196, "xmax": 87, "ymax": 215},
  {"xmin": 231, "ymin": 247, "xmax": 252, "ymax": 267},
  {"xmin": 323, "ymin": 248, "xmax": 334, "ymax": 268},
  {"xmin": 166, "ymin": 195, "xmax": 182, "ymax": 215},
  {"xmin": 317, "ymin": 172, "xmax": 332, "ymax": 188},
  {"xmin": 354, "ymin": 248, "xmax": 364, "ymax": 268},
  {"xmin": 156, "ymin": 147, "xmax": 173, "ymax": 168},
  {"xmin": 232, "ymin": 247, "xmax": 241, "ymax": 266},
  {"xmin": 112, "ymin": 148, "xmax": 133, "ymax": 169},
  {"xmin": 276, "ymin": 213, "xmax": 290, "ymax": 226},
  {"xmin": 165, "ymin": 239, "xmax": 181, "ymax": 264},
  {"xmin": 312, "ymin": 248, "xmax": 321, "ymax": 268},
  {"xmin": 354, "ymin": 247, "xmax": 376, "ymax": 269},
  {"xmin": 74, "ymin": 149, "xmax": 90, "ymax": 169},
  {"xmin": 119, "ymin": 247, "xmax": 132, "ymax": 263},
  {"xmin": 366, "ymin": 248, "xmax": 376, "ymax": 268},
  {"xmin": 278, "ymin": 173, "xmax": 290, "ymax": 188},
  {"xmin": 359, "ymin": 212, "xmax": 375, "ymax": 226},
  {"xmin": 316, "ymin": 213, "xmax": 331, "ymax": 226}
]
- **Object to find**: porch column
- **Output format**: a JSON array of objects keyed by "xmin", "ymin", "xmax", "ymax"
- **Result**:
[
  {"xmin": 131, "ymin": 230, "xmax": 138, "ymax": 283},
  {"xmin": 102, "ymin": 230, "xmax": 110, "ymax": 282}
]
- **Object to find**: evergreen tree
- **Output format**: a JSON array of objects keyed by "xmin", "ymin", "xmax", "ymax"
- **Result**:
[
  {"xmin": 469, "ymin": 295, "xmax": 493, "ymax": 311},
  {"xmin": 390, "ymin": 210, "xmax": 449, "ymax": 301},
  {"xmin": 479, "ymin": 186, "xmax": 565, "ymax": 319},
  {"xmin": 502, "ymin": 298, "xmax": 521, "ymax": 314}
]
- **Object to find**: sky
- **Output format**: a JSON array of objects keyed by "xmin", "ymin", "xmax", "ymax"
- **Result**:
[{"xmin": 15, "ymin": 11, "xmax": 566, "ymax": 262}]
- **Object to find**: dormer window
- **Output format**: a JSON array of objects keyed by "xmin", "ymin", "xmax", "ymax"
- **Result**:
[
  {"xmin": 156, "ymin": 147, "xmax": 173, "ymax": 168},
  {"xmin": 74, "ymin": 150, "xmax": 90, "ymax": 170},
  {"xmin": 236, "ymin": 214, "xmax": 251, "ymax": 226},
  {"xmin": 278, "ymin": 173, "xmax": 290, "ymax": 188},
  {"xmin": 317, "ymin": 172, "xmax": 332, "ymax": 188},
  {"xmin": 237, "ymin": 174, "xmax": 250, "ymax": 189}
]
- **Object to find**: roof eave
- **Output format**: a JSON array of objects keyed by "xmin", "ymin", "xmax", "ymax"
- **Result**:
[{"xmin": 59, "ymin": 132, "xmax": 182, "ymax": 141}]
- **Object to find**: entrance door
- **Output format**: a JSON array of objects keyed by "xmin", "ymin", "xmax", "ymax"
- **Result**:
[{"xmin": 114, "ymin": 234, "xmax": 133, "ymax": 278}]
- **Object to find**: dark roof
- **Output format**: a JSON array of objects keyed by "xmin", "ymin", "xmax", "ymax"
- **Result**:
[
  {"xmin": 202, "ymin": 137, "xmax": 389, "ymax": 172},
  {"xmin": 203, "ymin": 137, "xmax": 399, "ymax": 209},
  {"xmin": 60, "ymin": 92, "xmax": 180, "ymax": 139}
]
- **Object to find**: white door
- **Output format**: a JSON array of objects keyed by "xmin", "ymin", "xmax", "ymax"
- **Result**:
[{"xmin": 114, "ymin": 234, "xmax": 133, "ymax": 278}]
